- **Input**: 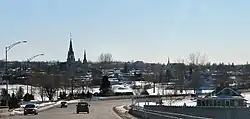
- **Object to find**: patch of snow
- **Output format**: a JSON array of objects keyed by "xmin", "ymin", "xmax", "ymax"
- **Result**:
[
  {"xmin": 91, "ymin": 87, "xmax": 100, "ymax": 94},
  {"xmin": 112, "ymin": 85, "xmax": 133, "ymax": 93},
  {"xmin": 147, "ymin": 87, "xmax": 213, "ymax": 96},
  {"xmin": 135, "ymin": 98, "xmax": 197, "ymax": 107},
  {"xmin": 167, "ymin": 98, "xmax": 196, "ymax": 106}
]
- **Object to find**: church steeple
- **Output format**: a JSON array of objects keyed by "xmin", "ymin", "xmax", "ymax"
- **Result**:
[
  {"xmin": 83, "ymin": 49, "xmax": 87, "ymax": 64},
  {"xmin": 67, "ymin": 32, "xmax": 75, "ymax": 64},
  {"xmin": 69, "ymin": 39, "xmax": 73, "ymax": 52}
]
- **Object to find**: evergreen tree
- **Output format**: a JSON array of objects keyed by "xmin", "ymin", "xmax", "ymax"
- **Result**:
[
  {"xmin": 123, "ymin": 63, "xmax": 128, "ymax": 73},
  {"xmin": 100, "ymin": 75, "xmax": 110, "ymax": 91},
  {"xmin": 99, "ymin": 75, "xmax": 112, "ymax": 96},
  {"xmin": 16, "ymin": 87, "xmax": 24, "ymax": 100},
  {"xmin": 0, "ymin": 88, "xmax": 10, "ymax": 106},
  {"xmin": 9, "ymin": 93, "xmax": 20, "ymax": 109},
  {"xmin": 23, "ymin": 93, "xmax": 34, "ymax": 101},
  {"xmin": 59, "ymin": 92, "xmax": 67, "ymax": 100}
]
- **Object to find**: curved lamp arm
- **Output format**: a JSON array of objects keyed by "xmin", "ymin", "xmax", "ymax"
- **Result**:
[
  {"xmin": 6, "ymin": 41, "xmax": 27, "ymax": 52},
  {"xmin": 27, "ymin": 53, "xmax": 44, "ymax": 62}
]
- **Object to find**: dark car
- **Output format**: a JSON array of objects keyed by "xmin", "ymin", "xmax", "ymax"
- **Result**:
[
  {"xmin": 61, "ymin": 101, "xmax": 68, "ymax": 108},
  {"xmin": 24, "ymin": 104, "xmax": 38, "ymax": 115},
  {"xmin": 76, "ymin": 102, "xmax": 90, "ymax": 114}
]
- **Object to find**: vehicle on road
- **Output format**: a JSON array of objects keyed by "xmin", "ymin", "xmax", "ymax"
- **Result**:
[
  {"xmin": 76, "ymin": 102, "xmax": 90, "ymax": 114},
  {"xmin": 60, "ymin": 101, "xmax": 68, "ymax": 108},
  {"xmin": 24, "ymin": 104, "xmax": 38, "ymax": 115}
]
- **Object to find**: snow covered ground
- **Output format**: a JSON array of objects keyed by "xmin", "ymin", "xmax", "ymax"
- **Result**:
[
  {"xmin": 135, "ymin": 92, "xmax": 250, "ymax": 108},
  {"xmin": 0, "ymin": 84, "xmax": 94, "ymax": 101},
  {"xmin": 147, "ymin": 88, "xmax": 213, "ymax": 95},
  {"xmin": 0, "ymin": 84, "xmax": 57, "ymax": 101},
  {"xmin": 112, "ymin": 85, "xmax": 134, "ymax": 94},
  {"xmin": 131, "ymin": 81, "xmax": 214, "ymax": 95}
]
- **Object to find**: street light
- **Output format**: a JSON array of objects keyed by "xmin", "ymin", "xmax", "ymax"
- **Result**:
[
  {"xmin": 27, "ymin": 53, "xmax": 44, "ymax": 62},
  {"xmin": 25, "ymin": 53, "xmax": 44, "ymax": 95},
  {"xmin": 5, "ymin": 40, "xmax": 27, "ymax": 106}
]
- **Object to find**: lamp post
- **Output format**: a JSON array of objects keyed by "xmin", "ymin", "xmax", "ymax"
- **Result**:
[
  {"xmin": 5, "ymin": 41, "xmax": 27, "ymax": 106},
  {"xmin": 25, "ymin": 53, "xmax": 44, "ymax": 95}
]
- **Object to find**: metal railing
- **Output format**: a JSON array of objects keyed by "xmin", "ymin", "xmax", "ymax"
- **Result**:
[{"xmin": 131, "ymin": 105, "xmax": 213, "ymax": 119}]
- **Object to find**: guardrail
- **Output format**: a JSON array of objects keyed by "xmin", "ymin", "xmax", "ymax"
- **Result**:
[{"xmin": 130, "ymin": 105, "xmax": 212, "ymax": 119}]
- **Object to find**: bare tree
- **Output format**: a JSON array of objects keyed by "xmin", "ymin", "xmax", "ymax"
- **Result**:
[
  {"xmin": 176, "ymin": 57, "xmax": 186, "ymax": 64},
  {"xmin": 182, "ymin": 52, "xmax": 209, "ymax": 91},
  {"xmin": 44, "ymin": 84, "xmax": 57, "ymax": 101},
  {"xmin": 38, "ymin": 87, "xmax": 44, "ymax": 102},
  {"xmin": 187, "ymin": 52, "xmax": 208, "ymax": 65},
  {"xmin": 98, "ymin": 53, "xmax": 113, "ymax": 63}
]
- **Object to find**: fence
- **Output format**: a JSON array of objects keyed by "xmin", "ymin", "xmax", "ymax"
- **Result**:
[{"xmin": 130, "ymin": 105, "xmax": 212, "ymax": 119}]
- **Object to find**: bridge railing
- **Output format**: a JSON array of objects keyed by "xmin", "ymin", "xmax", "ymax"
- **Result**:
[{"xmin": 130, "ymin": 105, "xmax": 213, "ymax": 119}]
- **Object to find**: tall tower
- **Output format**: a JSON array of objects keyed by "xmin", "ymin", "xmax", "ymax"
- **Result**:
[
  {"xmin": 83, "ymin": 49, "xmax": 87, "ymax": 64},
  {"xmin": 67, "ymin": 32, "xmax": 75, "ymax": 64},
  {"xmin": 167, "ymin": 57, "xmax": 170, "ymax": 65}
]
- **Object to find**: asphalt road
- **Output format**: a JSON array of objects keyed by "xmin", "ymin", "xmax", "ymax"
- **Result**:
[{"xmin": 6, "ymin": 99, "xmax": 132, "ymax": 119}]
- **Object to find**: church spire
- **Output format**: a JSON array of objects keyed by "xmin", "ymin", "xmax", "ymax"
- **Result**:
[
  {"xmin": 83, "ymin": 49, "xmax": 87, "ymax": 64},
  {"xmin": 67, "ymin": 32, "xmax": 75, "ymax": 63},
  {"xmin": 69, "ymin": 33, "xmax": 73, "ymax": 52}
]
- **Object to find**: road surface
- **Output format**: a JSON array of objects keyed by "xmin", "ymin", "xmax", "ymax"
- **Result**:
[{"xmin": 6, "ymin": 99, "xmax": 132, "ymax": 119}]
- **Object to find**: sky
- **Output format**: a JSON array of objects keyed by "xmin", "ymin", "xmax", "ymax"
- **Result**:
[{"xmin": 0, "ymin": 0, "xmax": 250, "ymax": 64}]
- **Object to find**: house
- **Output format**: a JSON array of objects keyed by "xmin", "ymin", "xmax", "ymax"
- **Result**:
[{"xmin": 196, "ymin": 87, "xmax": 247, "ymax": 107}]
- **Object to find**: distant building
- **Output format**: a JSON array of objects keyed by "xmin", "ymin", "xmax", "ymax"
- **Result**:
[
  {"xmin": 65, "ymin": 33, "xmax": 89, "ymax": 81},
  {"xmin": 197, "ymin": 87, "xmax": 247, "ymax": 107}
]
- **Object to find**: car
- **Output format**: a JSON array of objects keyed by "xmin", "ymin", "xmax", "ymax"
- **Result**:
[
  {"xmin": 24, "ymin": 104, "xmax": 38, "ymax": 115},
  {"xmin": 76, "ymin": 102, "xmax": 90, "ymax": 114},
  {"xmin": 60, "ymin": 101, "xmax": 68, "ymax": 108}
]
